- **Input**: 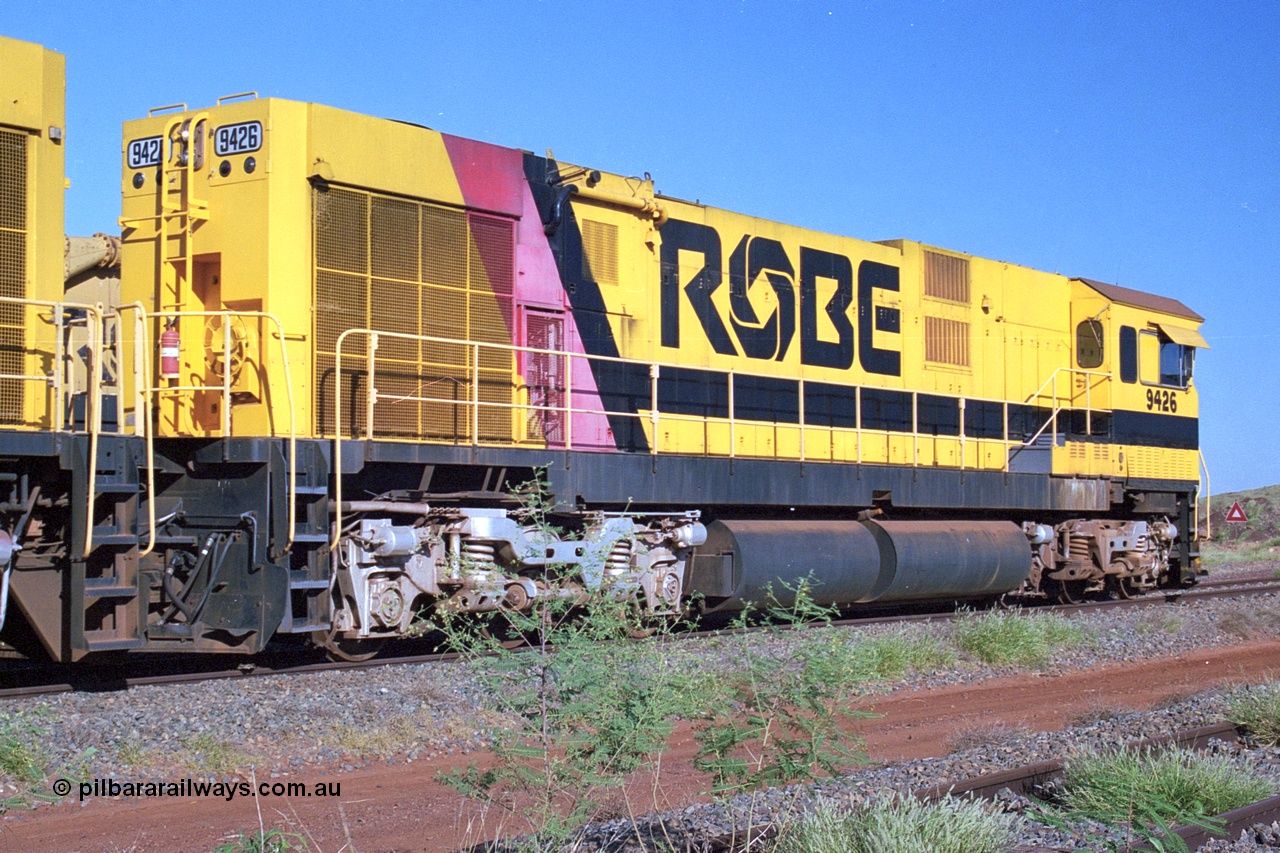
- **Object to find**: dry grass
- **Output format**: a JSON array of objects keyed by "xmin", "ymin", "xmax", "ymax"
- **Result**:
[
  {"xmin": 178, "ymin": 733, "xmax": 259, "ymax": 775},
  {"xmin": 1216, "ymin": 602, "xmax": 1280, "ymax": 639},
  {"xmin": 1067, "ymin": 703, "xmax": 1130, "ymax": 728},
  {"xmin": 946, "ymin": 721, "xmax": 1032, "ymax": 753}
]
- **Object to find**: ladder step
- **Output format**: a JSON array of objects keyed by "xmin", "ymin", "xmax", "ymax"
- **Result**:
[
  {"xmin": 288, "ymin": 578, "xmax": 331, "ymax": 591},
  {"xmin": 90, "ymin": 530, "xmax": 137, "ymax": 547},
  {"xmin": 291, "ymin": 532, "xmax": 329, "ymax": 544},
  {"xmin": 279, "ymin": 622, "xmax": 331, "ymax": 634},
  {"xmin": 293, "ymin": 485, "xmax": 328, "ymax": 495},
  {"xmin": 83, "ymin": 581, "xmax": 138, "ymax": 599},
  {"xmin": 83, "ymin": 636, "xmax": 147, "ymax": 652},
  {"xmin": 92, "ymin": 481, "xmax": 140, "ymax": 494}
]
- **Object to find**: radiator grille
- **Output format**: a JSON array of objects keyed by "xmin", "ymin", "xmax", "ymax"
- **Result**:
[
  {"xmin": 580, "ymin": 219, "xmax": 618, "ymax": 286},
  {"xmin": 313, "ymin": 186, "xmax": 515, "ymax": 441},
  {"xmin": 924, "ymin": 251, "xmax": 969, "ymax": 303},
  {"xmin": 0, "ymin": 129, "xmax": 28, "ymax": 425},
  {"xmin": 924, "ymin": 316, "xmax": 970, "ymax": 367}
]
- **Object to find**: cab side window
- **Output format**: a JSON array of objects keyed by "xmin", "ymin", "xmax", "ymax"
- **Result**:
[
  {"xmin": 1076, "ymin": 319, "xmax": 1104, "ymax": 369},
  {"xmin": 1139, "ymin": 330, "xmax": 1194, "ymax": 389},
  {"xmin": 1159, "ymin": 339, "xmax": 1194, "ymax": 388}
]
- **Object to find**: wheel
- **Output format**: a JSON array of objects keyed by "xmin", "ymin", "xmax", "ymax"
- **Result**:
[
  {"xmin": 479, "ymin": 610, "xmax": 540, "ymax": 650},
  {"xmin": 480, "ymin": 623, "xmax": 536, "ymax": 650},
  {"xmin": 1109, "ymin": 576, "xmax": 1139, "ymax": 600},
  {"xmin": 1054, "ymin": 579, "xmax": 1089, "ymax": 605},
  {"xmin": 312, "ymin": 628, "xmax": 386, "ymax": 662}
]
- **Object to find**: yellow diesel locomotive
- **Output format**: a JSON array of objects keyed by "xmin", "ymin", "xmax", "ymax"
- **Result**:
[{"xmin": 0, "ymin": 35, "xmax": 1208, "ymax": 661}]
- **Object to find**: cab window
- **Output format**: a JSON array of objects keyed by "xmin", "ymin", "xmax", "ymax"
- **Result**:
[
  {"xmin": 1139, "ymin": 330, "xmax": 1194, "ymax": 388},
  {"xmin": 1076, "ymin": 320, "xmax": 1104, "ymax": 369}
]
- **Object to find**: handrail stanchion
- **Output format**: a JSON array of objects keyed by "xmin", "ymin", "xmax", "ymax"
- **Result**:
[
  {"xmin": 332, "ymin": 330, "xmax": 352, "ymax": 551},
  {"xmin": 649, "ymin": 364, "xmax": 660, "ymax": 455},
  {"xmin": 912, "ymin": 392, "xmax": 919, "ymax": 466},
  {"xmin": 564, "ymin": 352, "xmax": 573, "ymax": 451},
  {"xmin": 365, "ymin": 333, "xmax": 378, "ymax": 440},
  {"xmin": 221, "ymin": 314, "xmax": 232, "ymax": 437},
  {"xmin": 798, "ymin": 378, "xmax": 805, "ymax": 463},
  {"xmin": 82, "ymin": 304, "xmax": 103, "ymax": 558},
  {"xmin": 52, "ymin": 304, "xmax": 65, "ymax": 431},
  {"xmin": 728, "ymin": 370, "xmax": 735, "ymax": 459},
  {"xmin": 471, "ymin": 342, "xmax": 480, "ymax": 445}
]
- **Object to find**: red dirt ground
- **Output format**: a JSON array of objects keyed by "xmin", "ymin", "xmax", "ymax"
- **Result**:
[{"xmin": 5, "ymin": 639, "xmax": 1280, "ymax": 853}]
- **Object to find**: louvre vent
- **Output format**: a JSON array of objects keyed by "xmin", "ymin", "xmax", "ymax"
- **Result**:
[
  {"xmin": 924, "ymin": 316, "xmax": 970, "ymax": 367},
  {"xmin": 0, "ymin": 129, "xmax": 28, "ymax": 425},
  {"xmin": 580, "ymin": 219, "xmax": 618, "ymax": 286},
  {"xmin": 924, "ymin": 251, "xmax": 969, "ymax": 303},
  {"xmin": 313, "ymin": 186, "xmax": 515, "ymax": 441}
]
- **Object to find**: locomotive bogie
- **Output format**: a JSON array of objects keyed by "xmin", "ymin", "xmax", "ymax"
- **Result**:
[{"xmin": 328, "ymin": 507, "xmax": 704, "ymax": 640}]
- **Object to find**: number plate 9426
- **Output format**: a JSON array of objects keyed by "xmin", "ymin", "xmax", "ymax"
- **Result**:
[{"xmin": 214, "ymin": 121, "xmax": 262, "ymax": 156}]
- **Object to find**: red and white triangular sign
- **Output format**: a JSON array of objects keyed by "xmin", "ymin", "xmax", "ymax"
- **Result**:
[{"xmin": 1224, "ymin": 501, "xmax": 1248, "ymax": 523}]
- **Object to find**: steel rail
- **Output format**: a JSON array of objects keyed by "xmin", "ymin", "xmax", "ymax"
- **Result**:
[{"xmin": 3, "ymin": 575, "xmax": 1279, "ymax": 700}]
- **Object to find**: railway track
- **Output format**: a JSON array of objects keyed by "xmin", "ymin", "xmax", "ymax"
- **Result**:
[
  {"xmin": 686, "ymin": 721, "xmax": 1280, "ymax": 852},
  {"xmin": 3, "ymin": 574, "xmax": 1279, "ymax": 702}
]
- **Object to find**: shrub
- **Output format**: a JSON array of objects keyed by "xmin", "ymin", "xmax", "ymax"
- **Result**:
[{"xmin": 691, "ymin": 582, "xmax": 871, "ymax": 798}]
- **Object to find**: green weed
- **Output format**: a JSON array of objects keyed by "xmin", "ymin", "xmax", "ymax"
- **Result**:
[
  {"xmin": 0, "ymin": 710, "xmax": 48, "ymax": 785},
  {"xmin": 1044, "ymin": 746, "xmax": 1275, "ymax": 851},
  {"xmin": 1225, "ymin": 682, "xmax": 1280, "ymax": 747},
  {"xmin": 953, "ymin": 608, "xmax": 1088, "ymax": 666},
  {"xmin": 774, "ymin": 795, "xmax": 1020, "ymax": 853}
]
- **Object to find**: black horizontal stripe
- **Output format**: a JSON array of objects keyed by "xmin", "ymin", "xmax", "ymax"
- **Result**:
[
  {"xmin": 917, "ymin": 394, "xmax": 960, "ymax": 437},
  {"xmin": 965, "ymin": 400, "xmax": 1005, "ymax": 440},
  {"xmin": 1111, "ymin": 410, "xmax": 1198, "ymax": 450},
  {"xmin": 861, "ymin": 388, "xmax": 913, "ymax": 432},
  {"xmin": 642, "ymin": 366, "xmax": 1197, "ymax": 451},
  {"xmin": 656, "ymin": 366, "xmax": 729, "ymax": 419},
  {"xmin": 803, "ymin": 382, "xmax": 858, "ymax": 428},
  {"xmin": 734, "ymin": 374, "xmax": 799, "ymax": 424}
]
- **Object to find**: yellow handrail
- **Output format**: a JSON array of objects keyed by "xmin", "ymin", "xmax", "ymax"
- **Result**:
[
  {"xmin": 0, "ymin": 297, "xmax": 107, "ymax": 557},
  {"xmin": 112, "ymin": 303, "xmax": 156, "ymax": 557},
  {"xmin": 329, "ymin": 327, "xmax": 1061, "ymax": 546},
  {"xmin": 1197, "ymin": 449, "xmax": 1212, "ymax": 542},
  {"xmin": 1020, "ymin": 366, "xmax": 1113, "ymax": 450}
]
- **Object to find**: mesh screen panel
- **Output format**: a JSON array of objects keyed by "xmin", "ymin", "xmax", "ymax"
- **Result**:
[
  {"xmin": 315, "ymin": 188, "xmax": 367, "ymax": 274},
  {"xmin": 313, "ymin": 186, "xmax": 514, "ymax": 441},
  {"xmin": 0, "ymin": 130, "xmax": 28, "ymax": 424},
  {"xmin": 924, "ymin": 316, "xmax": 970, "ymax": 366},
  {"xmin": 371, "ymin": 196, "xmax": 419, "ymax": 281},
  {"xmin": 924, "ymin": 251, "xmax": 969, "ymax": 303},
  {"xmin": 422, "ymin": 206, "xmax": 467, "ymax": 288},
  {"xmin": 580, "ymin": 219, "xmax": 618, "ymax": 286}
]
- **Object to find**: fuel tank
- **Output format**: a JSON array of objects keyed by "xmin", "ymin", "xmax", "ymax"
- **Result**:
[
  {"xmin": 689, "ymin": 519, "xmax": 1031, "ymax": 613},
  {"xmin": 860, "ymin": 520, "xmax": 1032, "ymax": 603}
]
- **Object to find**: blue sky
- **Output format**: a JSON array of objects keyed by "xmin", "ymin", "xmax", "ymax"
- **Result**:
[{"xmin": 10, "ymin": 1, "xmax": 1278, "ymax": 493}]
